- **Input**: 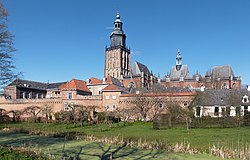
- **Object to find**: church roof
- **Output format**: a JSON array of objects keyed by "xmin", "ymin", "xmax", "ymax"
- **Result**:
[
  {"xmin": 209, "ymin": 65, "xmax": 235, "ymax": 79},
  {"xmin": 169, "ymin": 65, "xmax": 190, "ymax": 79},
  {"xmin": 133, "ymin": 61, "xmax": 151, "ymax": 76}
]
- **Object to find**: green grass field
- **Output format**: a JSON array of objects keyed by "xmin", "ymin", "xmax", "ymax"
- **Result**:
[
  {"xmin": 0, "ymin": 132, "xmax": 221, "ymax": 160},
  {"xmin": 1, "ymin": 121, "xmax": 250, "ymax": 152}
]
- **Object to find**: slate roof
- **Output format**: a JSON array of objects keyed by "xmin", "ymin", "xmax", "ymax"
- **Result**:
[
  {"xmin": 132, "ymin": 61, "xmax": 151, "ymax": 76},
  {"xmin": 6, "ymin": 79, "xmax": 66, "ymax": 90},
  {"xmin": 47, "ymin": 82, "xmax": 67, "ymax": 89},
  {"xmin": 169, "ymin": 65, "xmax": 190, "ymax": 79},
  {"xmin": 207, "ymin": 65, "xmax": 235, "ymax": 79},
  {"xmin": 60, "ymin": 79, "xmax": 91, "ymax": 92},
  {"xmin": 193, "ymin": 89, "xmax": 250, "ymax": 106},
  {"xmin": 129, "ymin": 84, "xmax": 193, "ymax": 94}
]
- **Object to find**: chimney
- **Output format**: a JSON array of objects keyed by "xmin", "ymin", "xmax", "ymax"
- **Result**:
[
  {"xmin": 103, "ymin": 77, "xmax": 106, "ymax": 84},
  {"xmin": 247, "ymin": 85, "xmax": 250, "ymax": 92}
]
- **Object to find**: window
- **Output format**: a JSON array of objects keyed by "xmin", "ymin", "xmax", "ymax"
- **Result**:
[
  {"xmin": 64, "ymin": 103, "xmax": 69, "ymax": 111},
  {"xmin": 105, "ymin": 96, "xmax": 110, "ymax": 99},
  {"xmin": 112, "ymin": 96, "xmax": 116, "ymax": 99},
  {"xmin": 214, "ymin": 107, "xmax": 219, "ymax": 116},
  {"xmin": 242, "ymin": 95, "xmax": 249, "ymax": 103},
  {"xmin": 24, "ymin": 92, "xmax": 29, "ymax": 99},
  {"xmin": 68, "ymin": 92, "xmax": 72, "ymax": 100},
  {"xmin": 128, "ymin": 82, "xmax": 136, "ymax": 89},
  {"xmin": 244, "ymin": 98, "xmax": 248, "ymax": 103},
  {"xmin": 244, "ymin": 106, "xmax": 249, "ymax": 116},
  {"xmin": 106, "ymin": 105, "xmax": 109, "ymax": 109},
  {"xmin": 232, "ymin": 83, "xmax": 236, "ymax": 88},
  {"xmin": 159, "ymin": 104, "xmax": 163, "ymax": 108},
  {"xmin": 226, "ymin": 106, "xmax": 231, "ymax": 116},
  {"xmin": 236, "ymin": 106, "xmax": 241, "ymax": 116},
  {"xmin": 113, "ymin": 105, "xmax": 115, "ymax": 109},
  {"xmin": 222, "ymin": 83, "xmax": 227, "ymax": 89},
  {"xmin": 196, "ymin": 107, "xmax": 201, "ymax": 117},
  {"xmin": 37, "ymin": 93, "xmax": 42, "ymax": 99},
  {"xmin": 19, "ymin": 92, "xmax": 24, "ymax": 99}
]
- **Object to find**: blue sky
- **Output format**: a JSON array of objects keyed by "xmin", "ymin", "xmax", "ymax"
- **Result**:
[{"xmin": 4, "ymin": 0, "xmax": 250, "ymax": 85}]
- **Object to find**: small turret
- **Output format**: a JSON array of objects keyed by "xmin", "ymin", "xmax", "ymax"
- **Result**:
[{"xmin": 176, "ymin": 48, "xmax": 182, "ymax": 71}]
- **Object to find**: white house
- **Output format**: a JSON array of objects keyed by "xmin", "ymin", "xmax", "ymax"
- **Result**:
[{"xmin": 193, "ymin": 89, "xmax": 250, "ymax": 118}]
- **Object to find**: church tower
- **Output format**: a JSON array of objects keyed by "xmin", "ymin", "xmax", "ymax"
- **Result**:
[
  {"xmin": 104, "ymin": 13, "xmax": 130, "ymax": 79},
  {"xmin": 176, "ymin": 48, "xmax": 182, "ymax": 71}
]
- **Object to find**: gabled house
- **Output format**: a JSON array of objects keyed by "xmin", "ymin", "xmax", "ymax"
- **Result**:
[
  {"xmin": 60, "ymin": 79, "xmax": 92, "ymax": 99},
  {"xmin": 192, "ymin": 89, "xmax": 250, "ymax": 117},
  {"xmin": 101, "ymin": 84, "xmax": 126, "ymax": 112}
]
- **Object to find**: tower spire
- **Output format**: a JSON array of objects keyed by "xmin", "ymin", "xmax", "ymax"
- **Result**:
[
  {"xmin": 109, "ymin": 12, "xmax": 126, "ymax": 47},
  {"xmin": 176, "ymin": 48, "xmax": 182, "ymax": 71},
  {"xmin": 116, "ymin": 11, "xmax": 120, "ymax": 19},
  {"xmin": 104, "ymin": 12, "xmax": 130, "ymax": 79}
]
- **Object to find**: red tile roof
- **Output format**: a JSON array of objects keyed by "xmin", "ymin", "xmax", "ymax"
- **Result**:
[
  {"xmin": 60, "ymin": 79, "xmax": 91, "ymax": 92},
  {"xmin": 102, "ymin": 84, "xmax": 122, "ymax": 92},
  {"xmin": 59, "ymin": 83, "xmax": 67, "ymax": 89},
  {"xmin": 89, "ymin": 77, "xmax": 103, "ymax": 85}
]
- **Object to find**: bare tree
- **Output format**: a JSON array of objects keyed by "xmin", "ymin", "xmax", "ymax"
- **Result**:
[
  {"xmin": 149, "ymin": 97, "xmax": 166, "ymax": 121},
  {"xmin": 66, "ymin": 104, "xmax": 77, "ymax": 128},
  {"xmin": 163, "ymin": 101, "xmax": 189, "ymax": 128},
  {"xmin": 41, "ymin": 103, "xmax": 53, "ymax": 124},
  {"xmin": 75, "ymin": 105, "xmax": 88, "ymax": 127},
  {"xmin": 114, "ymin": 106, "xmax": 135, "ymax": 126},
  {"xmin": 0, "ymin": 3, "xmax": 21, "ymax": 88},
  {"xmin": 6, "ymin": 110, "xmax": 21, "ymax": 122},
  {"xmin": 23, "ymin": 106, "xmax": 42, "ymax": 122},
  {"xmin": 131, "ymin": 94, "xmax": 152, "ymax": 121},
  {"xmin": 0, "ymin": 108, "xmax": 7, "ymax": 122},
  {"xmin": 75, "ymin": 105, "xmax": 97, "ymax": 127}
]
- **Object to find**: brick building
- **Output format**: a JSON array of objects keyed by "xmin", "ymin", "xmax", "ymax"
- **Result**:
[
  {"xmin": 0, "ymin": 12, "xmax": 244, "ymax": 121},
  {"xmin": 104, "ymin": 13, "xmax": 157, "ymax": 89},
  {"xmin": 162, "ymin": 49, "xmax": 241, "ymax": 90}
]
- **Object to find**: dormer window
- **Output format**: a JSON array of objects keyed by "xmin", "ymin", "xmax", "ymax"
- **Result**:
[{"xmin": 242, "ymin": 95, "xmax": 249, "ymax": 103}]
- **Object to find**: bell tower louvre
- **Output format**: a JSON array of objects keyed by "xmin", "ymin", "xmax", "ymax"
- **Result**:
[{"xmin": 104, "ymin": 12, "xmax": 130, "ymax": 79}]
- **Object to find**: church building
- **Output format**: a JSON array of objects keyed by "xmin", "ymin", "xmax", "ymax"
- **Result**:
[
  {"xmin": 162, "ymin": 49, "xmax": 241, "ymax": 90},
  {"xmin": 104, "ymin": 13, "xmax": 158, "ymax": 89}
]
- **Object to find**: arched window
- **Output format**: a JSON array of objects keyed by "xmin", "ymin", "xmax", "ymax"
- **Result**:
[
  {"xmin": 128, "ymin": 82, "xmax": 136, "ymax": 89},
  {"xmin": 232, "ymin": 83, "xmax": 236, "ymax": 88}
]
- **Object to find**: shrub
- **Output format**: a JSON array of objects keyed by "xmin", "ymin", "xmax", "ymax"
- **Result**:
[
  {"xmin": 190, "ymin": 116, "xmax": 243, "ymax": 128},
  {"xmin": 152, "ymin": 114, "xmax": 185, "ymax": 129}
]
